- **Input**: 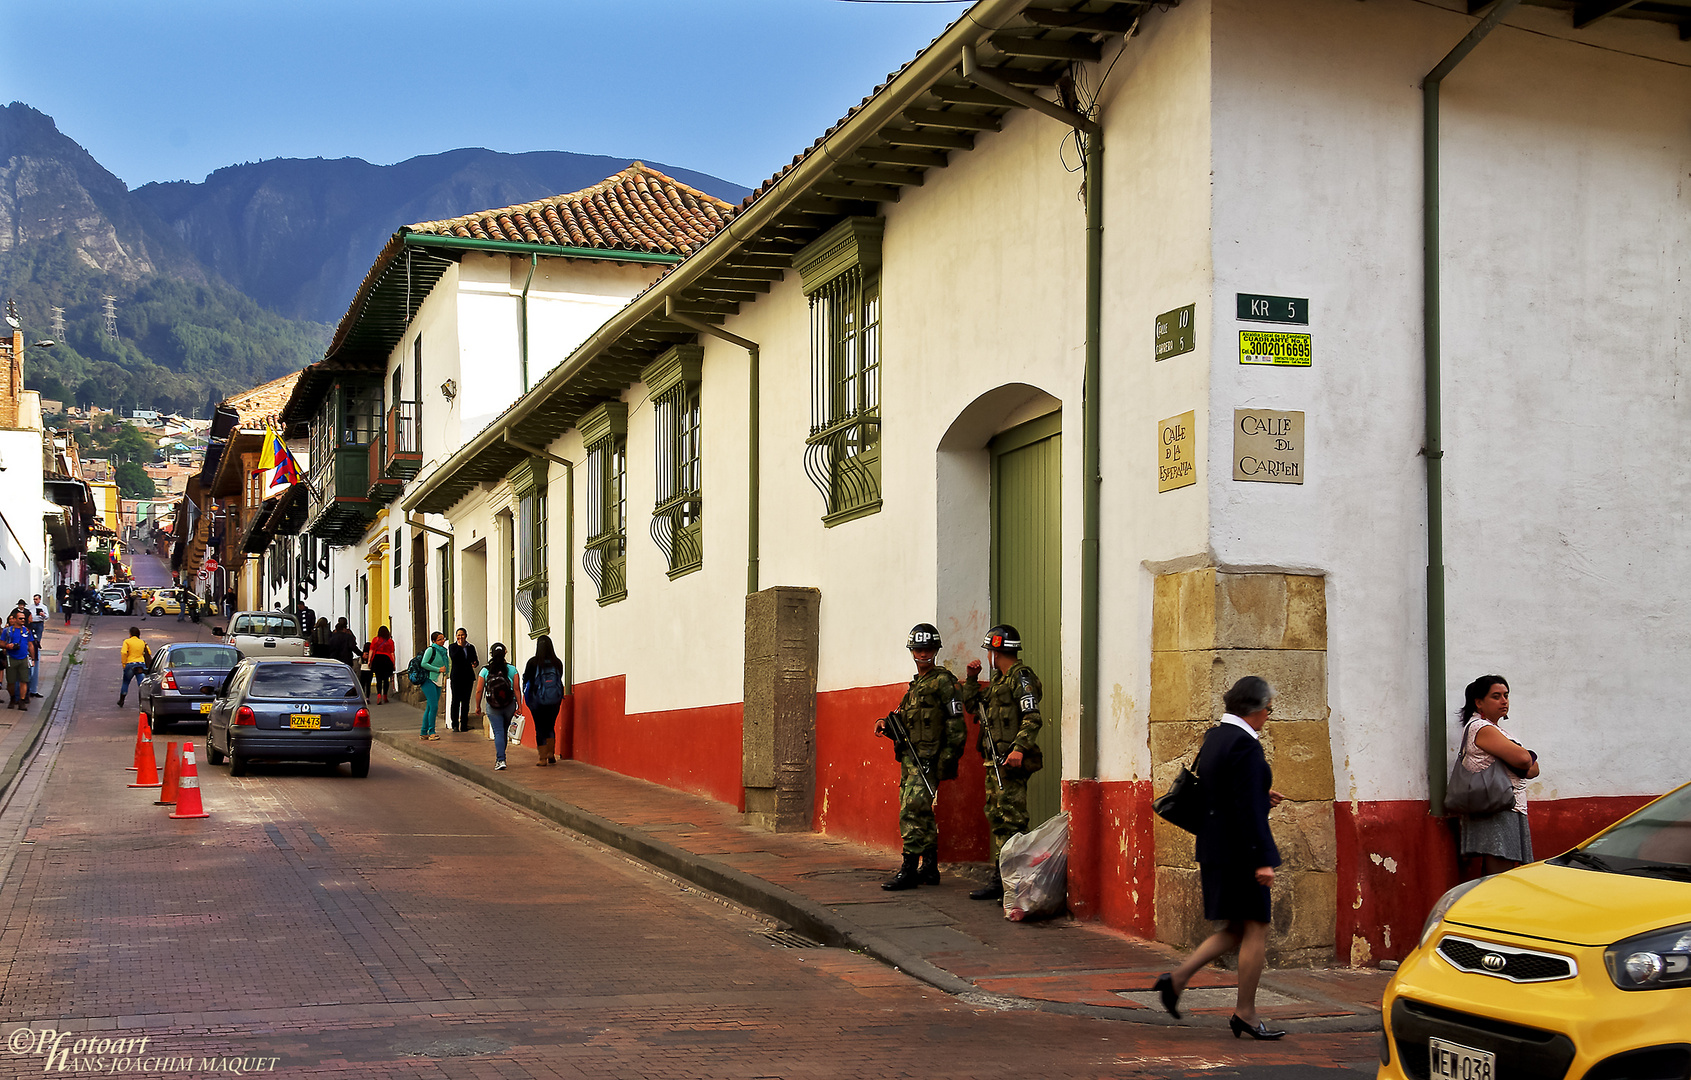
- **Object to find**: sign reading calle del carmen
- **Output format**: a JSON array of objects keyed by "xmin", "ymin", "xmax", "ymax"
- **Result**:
[{"xmin": 1233, "ymin": 408, "xmax": 1304, "ymax": 484}]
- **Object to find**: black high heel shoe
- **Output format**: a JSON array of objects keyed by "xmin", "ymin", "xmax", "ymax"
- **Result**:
[
  {"xmin": 1153, "ymin": 973, "xmax": 1182, "ymax": 1019},
  {"xmin": 1230, "ymin": 1014, "xmax": 1287, "ymax": 1040}
]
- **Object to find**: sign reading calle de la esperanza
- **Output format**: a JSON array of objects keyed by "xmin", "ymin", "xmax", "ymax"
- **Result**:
[{"xmin": 1158, "ymin": 411, "xmax": 1196, "ymax": 492}]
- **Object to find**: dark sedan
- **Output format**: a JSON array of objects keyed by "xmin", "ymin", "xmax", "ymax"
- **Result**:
[
  {"xmin": 205, "ymin": 658, "xmax": 371, "ymax": 778},
  {"xmin": 143, "ymin": 643, "xmax": 240, "ymax": 732}
]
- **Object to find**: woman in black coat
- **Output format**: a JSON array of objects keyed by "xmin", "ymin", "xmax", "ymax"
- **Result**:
[
  {"xmin": 447, "ymin": 628, "xmax": 479, "ymax": 733},
  {"xmin": 1156, "ymin": 675, "xmax": 1287, "ymax": 1040}
]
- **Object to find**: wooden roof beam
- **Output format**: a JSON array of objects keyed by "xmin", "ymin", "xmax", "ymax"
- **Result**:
[
  {"xmin": 903, "ymin": 108, "xmax": 1003, "ymax": 131},
  {"xmin": 1573, "ymin": 0, "xmax": 1645, "ymax": 27},
  {"xmin": 853, "ymin": 146, "xmax": 951, "ymax": 169},
  {"xmin": 813, "ymin": 182, "xmax": 901, "ymax": 203},
  {"xmin": 926, "ymin": 82, "xmax": 1025, "ymax": 108},
  {"xmin": 1020, "ymin": 6, "xmax": 1146, "ymax": 32},
  {"xmin": 828, "ymin": 165, "xmax": 923, "ymax": 186},
  {"xmin": 988, "ymin": 34, "xmax": 1103, "ymax": 62},
  {"xmin": 881, "ymin": 127, "xmax": 975, "ymax": 151}
]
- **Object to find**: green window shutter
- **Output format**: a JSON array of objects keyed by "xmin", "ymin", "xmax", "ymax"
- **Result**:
[
  {"xmin": 508, "ymin": 455, "xmax": 551, "ymax": 635},
  {"xmin": 799, "ymin": 218, "xmax": 883, "ymax": 526},
  {"xmin": 581, "ymin": 402, "xmax": 629, "ymax": 605},
  {"xmin": 641, "ymin": 346, "xmax": 704, "ymax": 578}
]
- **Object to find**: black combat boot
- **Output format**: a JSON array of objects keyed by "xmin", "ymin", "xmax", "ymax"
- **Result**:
[
  {"xmin": 968, "ymin": 864, "xmax": 1004, "ymax": 901},
  {"xmin": 918, "ymin": 847, "xmax": 940, "ymax": 887},
  {"xmin": 881, "ymin": 853, "xmax": 922, "ymax": 891}
]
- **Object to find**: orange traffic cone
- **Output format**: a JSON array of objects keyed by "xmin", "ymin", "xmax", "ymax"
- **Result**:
[
  {"xmin": 169, "ymin": 742, "xmax": 210, "ymax": 819},
  {"xmin": 129, "ymin": 714, "xmax": 148, "ymax": 770},
  {"xmin": 154, "ymin": 741, "xmax": 179, "ymax": 805},
  {"xmin": 129, "ymin": 724, "xmax": 161, "ymax": 788}
]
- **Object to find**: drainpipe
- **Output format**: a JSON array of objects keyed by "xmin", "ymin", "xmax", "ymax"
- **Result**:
[
  {"xmin": 505, "ymin": 433, "xmax": 576, "ymax": 690},
  {"xmin": 962, "ymin": 46, "xmax": 1104, "ymax": 779},
  {"xmin": 665, "ymin": 298, "xmax": 761, "ymax": 597},
  {"xmin": 1422, "ymin": 0, "xmax": 1522, "ymax": 817},
  {"xmin": 519, "ymin": 254, "xmax": 537, "ymax": 394}
]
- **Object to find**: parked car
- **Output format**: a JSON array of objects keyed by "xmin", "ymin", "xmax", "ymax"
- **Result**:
[
  {"xmin": 1379, "ymin": 782, "xmax": 1691, "ymax": 1080},
  {"xmin": 99, "ymin": 587, "xmax": 127, "ymax": 614},
  {"xmin": 141, "ymin": 642, "xmax": 239, "ymax": 732},
  {"xmin": 205, "ymin": 658, "xmax": 371, "ymax": 777},
  {"xmin": 223, "ymin": 611, "xmax": 307, "ymax": 658}
]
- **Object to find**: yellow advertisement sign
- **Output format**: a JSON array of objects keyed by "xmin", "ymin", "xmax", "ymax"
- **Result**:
[
  {"xmin": 1158, "ymin": 411, "xmax": 1196, "ymax": 493},
  {"xmin": 1238, "ymin": 330, "xmax": 1312, "ymax": 367}
]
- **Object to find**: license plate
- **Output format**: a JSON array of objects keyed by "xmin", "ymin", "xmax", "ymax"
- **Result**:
[
  {"xmin": 289, "ymin": 714, "xmax": 320, "ymax": 730},
  {"xmin": 198, "ymin": 703, "xmax": 212, "ymax": 714},
  {"xmin": 1430, "ymin": 1038, "xmax": 1495, "ymax": 1080}
]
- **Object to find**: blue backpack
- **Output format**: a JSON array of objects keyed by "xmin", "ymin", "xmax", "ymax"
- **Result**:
[{"xmin": 530, "ymin": 662, "xmax": 564, "ymax": 706}]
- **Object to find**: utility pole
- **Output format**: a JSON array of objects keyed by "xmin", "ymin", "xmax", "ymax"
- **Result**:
[
  {"xmin": 50, "ymin": 307, "xmax": 64, "ymax": 340},
  {"xmin": 102, "ymin": 297, "xmax": 118, "ymax": 338}
]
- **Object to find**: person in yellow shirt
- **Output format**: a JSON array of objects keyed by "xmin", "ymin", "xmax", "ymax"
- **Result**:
[{"xmin": 118, "ymin": 626, "xmax": 150, "ymax": 708}]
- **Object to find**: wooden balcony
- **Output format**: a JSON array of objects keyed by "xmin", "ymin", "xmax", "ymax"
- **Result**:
[{"xmin": 366, "ymin": 401, "xmax": 421, "ymax": 501}]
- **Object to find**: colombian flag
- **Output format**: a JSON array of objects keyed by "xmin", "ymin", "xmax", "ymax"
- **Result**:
[{"xmin": 258, "ymin": 422, "xmax": 302, "ymax": 499}]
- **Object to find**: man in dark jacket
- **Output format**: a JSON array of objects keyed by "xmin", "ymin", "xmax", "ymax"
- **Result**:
[{"xmin": 447, "ymin": 628, "xmax": 479, "ymax": 733}]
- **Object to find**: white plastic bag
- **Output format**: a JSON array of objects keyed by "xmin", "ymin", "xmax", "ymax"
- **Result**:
[{"xmin": 999, "ymin": 812, "xmax": 1069, "ymax": 922}]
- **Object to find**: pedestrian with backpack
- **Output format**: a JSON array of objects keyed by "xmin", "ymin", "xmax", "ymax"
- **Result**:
[
  {"xmin": 415, "ymin": 630, "xmax": 449, "ymax": 741},
  {"xmin": 473, "ymin": 642, "xmax": 522, "ymax": 770},
  {"xmin": 522, "ymin": 634, "xmax": 565, "ymax": 766}
]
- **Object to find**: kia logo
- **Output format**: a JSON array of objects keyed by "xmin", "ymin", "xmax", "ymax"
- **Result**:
[{"xmin": 1481, "ymin": 953, "xmax": 1507, "ymax": 972}]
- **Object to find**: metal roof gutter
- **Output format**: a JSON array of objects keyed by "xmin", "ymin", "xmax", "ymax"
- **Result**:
[
  {"xmin": 400, "ymin": 233, "xmax": 684, "ymax": 265},
  {"xmin": 402, "ymin": 0, "xmax": 1033, "ymax": 514}
]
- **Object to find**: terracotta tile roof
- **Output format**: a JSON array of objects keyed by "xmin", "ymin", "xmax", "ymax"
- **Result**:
[
  {"xmin": 407, "ymin": 163, "xmax": 734, "ymax": 256},
  {"xmin": 223, "ymin": 371, "xmax": 302, "ymax": 429}
]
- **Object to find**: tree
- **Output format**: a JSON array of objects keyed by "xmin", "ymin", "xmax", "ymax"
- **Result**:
[
  {"xmin": 110, "ymin": 424, "xmax": 154, "ymax": 464},
  {"xmin": 115, "ymin": 461, "xmax": 157, "ymax": 498},
  {"xmin": 75, "ymin": 379, "xmax": 98, "ymax": 410},
  {"xmin": 85, "ymin": 551, "xmax": 111, "ymax": 576}
]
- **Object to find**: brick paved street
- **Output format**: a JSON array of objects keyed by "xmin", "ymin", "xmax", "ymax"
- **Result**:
[{"xmin": 0, "ymin": 619, "xmax": 1382, "ymax": 1078}]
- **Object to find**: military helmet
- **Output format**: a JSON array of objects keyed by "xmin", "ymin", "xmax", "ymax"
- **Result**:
[
  {"xmin": 906, "ymin": 623, "xmax": 942, "ymax": 651},
  {"xmin": 983, "ymin": 624, "xmax": 1022, "ymax": 653}
]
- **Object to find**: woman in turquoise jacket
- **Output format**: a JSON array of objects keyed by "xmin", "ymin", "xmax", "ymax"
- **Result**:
[{"xmin": 418, "ymin": 630, "xmax": 448, "ymax": 740}]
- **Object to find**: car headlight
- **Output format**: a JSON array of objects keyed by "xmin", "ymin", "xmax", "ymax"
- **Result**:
[
  {"xmin": 1606, "ymin": 923, "xmax": 1691, "ymax": 990},
  {"xmin": 1419, "ymin": 877, "xmax": 1491, "ymax": 950}
]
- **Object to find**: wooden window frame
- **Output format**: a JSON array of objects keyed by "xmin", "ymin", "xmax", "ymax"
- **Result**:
[
  {"xmin": 641, "ymin": 347, "xmax": 704, "ymax": 579},
  {"xmin": 796, "ymin": 216, "xmax": 884, "ymax": 526},
  {"xmin": 581, "ymin": 402, "xmax": 629, "ymax": 605}
]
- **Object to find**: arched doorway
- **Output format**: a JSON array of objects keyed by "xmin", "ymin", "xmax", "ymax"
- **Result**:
[{"xmin": 938, "ymin": 385, "xmax": 1064, "ymax": 830}]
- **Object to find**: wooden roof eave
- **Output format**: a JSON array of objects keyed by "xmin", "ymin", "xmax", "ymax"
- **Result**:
[{"xmin": 402, "ymin": 0, "xmax": 1149, "ymax": 517}]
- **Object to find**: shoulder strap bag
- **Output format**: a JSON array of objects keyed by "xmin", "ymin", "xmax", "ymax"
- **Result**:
[
  {"xmin": 1445, "ymin": 719, "xmax": 1515, "ymax": 817},
  {"xmin": 1153, "ymin": 746, "xmax": 1206, "ymax": 834}
]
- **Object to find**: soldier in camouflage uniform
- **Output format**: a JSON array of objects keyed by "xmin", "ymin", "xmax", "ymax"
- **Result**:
[
  {"xmin": 873, "ymin": 623, "xmax": 967, "ymax": 891},
  {"xmin": 960, "ymin": 623, "xmax": 1043, "ymax": 901}
]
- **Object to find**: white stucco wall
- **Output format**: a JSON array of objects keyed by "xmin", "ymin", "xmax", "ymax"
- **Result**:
[
  {"xmin": 1209, "ymin": 0, "xmax": 1691, "ymax": 802},
  {"xmin": 0, "ymin": 431, "xmax": 49, "ymax": 604}
]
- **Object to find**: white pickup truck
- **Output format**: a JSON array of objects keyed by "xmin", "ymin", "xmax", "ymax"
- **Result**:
[{"xmin": 223, "ymin": 611, "xmax": 308, "ymax": 659}]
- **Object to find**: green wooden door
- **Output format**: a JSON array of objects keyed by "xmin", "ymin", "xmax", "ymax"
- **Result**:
[{"xmin": 990, "ymin": 412, "xmax": 1062, "ymax": 828}]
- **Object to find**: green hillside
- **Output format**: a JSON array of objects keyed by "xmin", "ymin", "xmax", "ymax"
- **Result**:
[{"xmin": 2, "ymin": 236, "xmax": 328, "ymax": 415}]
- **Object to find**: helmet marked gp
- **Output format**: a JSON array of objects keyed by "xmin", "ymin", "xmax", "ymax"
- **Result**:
[{"xmin": 906, "ymin": 623, "xmax": 942, "ymax": 651}]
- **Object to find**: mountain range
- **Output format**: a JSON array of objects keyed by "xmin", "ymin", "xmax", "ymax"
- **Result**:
[{"xmin": 0, "ymin": 102, "xmax": 749, "ymax": 414}]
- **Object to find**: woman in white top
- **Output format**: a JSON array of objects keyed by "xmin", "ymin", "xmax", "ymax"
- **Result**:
[{"xmin": 1456, "ymin": 674, "xmax": 1541, "ymax": 877}]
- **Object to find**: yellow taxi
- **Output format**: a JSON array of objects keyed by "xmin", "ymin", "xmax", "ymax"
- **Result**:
[
  {"xmin": 1380, "ymin": 783, "xmax": 1691, "ymax": 1079},
  {"xmin": 147, "ymin": 589, "xmax": 193, "ymax": 616}
]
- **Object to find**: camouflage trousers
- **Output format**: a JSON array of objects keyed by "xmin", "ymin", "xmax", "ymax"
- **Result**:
[
  {"xmin": 984, "ymin": 768, "xmax": 1030, "ymax": 859},
  {"xmin": 897, "ymin": 758, "xmax": 938, "ymax": 855}
]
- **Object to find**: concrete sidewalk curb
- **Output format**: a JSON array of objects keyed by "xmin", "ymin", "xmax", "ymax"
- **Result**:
[
  {"xmin": 0, "ymin": 616, "xmax": 91, "ymax": 801},
  {"xmin": 373, "ymin": 728, "xmax": 1381, "ymax": 1033}
]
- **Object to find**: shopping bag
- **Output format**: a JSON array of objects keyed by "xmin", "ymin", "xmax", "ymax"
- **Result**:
[
  {"xmin": 1000, "ymin": 812, "xmax": 1069, "ymax": 922},
  {"xmin": 507, "ymin": 713, "xmax": 526, "ymax": 745},
  {"xmin": 484, "ymin": 714, "xmax": 494, "ymax": 741}
]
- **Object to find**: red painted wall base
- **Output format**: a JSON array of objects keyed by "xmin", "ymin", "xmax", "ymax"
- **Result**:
[
  {"xmin": 1064, "ymin": 778, "xmax": 1156, "ymax": 936},
  {"xmin": 1335, "ymin": 794, "xmax": 1656, "ymax": 964},
  {"xmin": 570, "ymin": 675, "xmax": 745, "ymax": 808}
]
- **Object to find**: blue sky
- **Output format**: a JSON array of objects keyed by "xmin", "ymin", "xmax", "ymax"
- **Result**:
[{"xmin": 3, "ymin": 0, "xmax": 972, "ymax": 191}]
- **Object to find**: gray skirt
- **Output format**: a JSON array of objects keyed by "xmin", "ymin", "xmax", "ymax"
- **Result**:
[{"xmin": 1460, "ymin": 808, "xmax": 1533, "ymax": 863}]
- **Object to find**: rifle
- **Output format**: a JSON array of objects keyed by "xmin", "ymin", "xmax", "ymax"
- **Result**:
[
  {"xmin": 977, "ymin": 713, "xmax": 1005, "ymax": 791},
  {"xmin": 881, "ymin": 710, "xmax": 936, "ymax": 801}
]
